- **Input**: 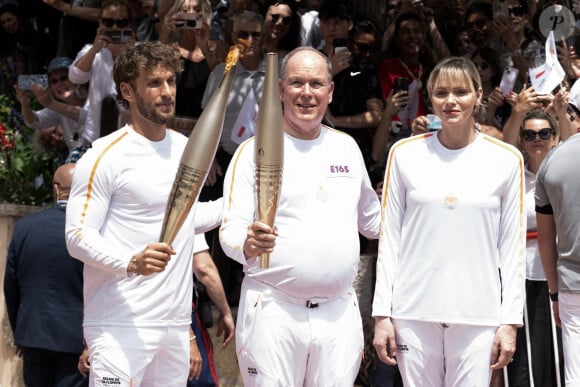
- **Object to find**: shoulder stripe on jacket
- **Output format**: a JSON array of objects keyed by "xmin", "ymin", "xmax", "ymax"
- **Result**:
[
  {"xmin": 381, "ymin": 133, "xmax": 432, "ymax": 210},
  {"xmin": 79, "ymin": 132, "xmax": 128, "ymax": 225}
]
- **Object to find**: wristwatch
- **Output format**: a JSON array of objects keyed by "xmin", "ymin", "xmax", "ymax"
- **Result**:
[
  {"xmin": 127, "ymin": 255, "xmax": 139, "ymax": 275},
  {"xmin": 549, "ymin": 292, "xmax": 558, "ymax": 302}
]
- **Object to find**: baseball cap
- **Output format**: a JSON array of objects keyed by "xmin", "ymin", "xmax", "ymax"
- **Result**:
[{"xmin": 47, "ymin": 57, "xmax": 73, "ymax": 75}]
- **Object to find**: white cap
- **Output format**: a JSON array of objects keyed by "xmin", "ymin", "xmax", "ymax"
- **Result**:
[{"xmin": 570, "ymin": 78, "xmax": 580, "ymax": 109}]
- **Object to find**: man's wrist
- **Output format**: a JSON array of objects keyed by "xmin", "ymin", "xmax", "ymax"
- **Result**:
[
  {"xmin": 127, "ymin": 255, "xmax": 139, "ymax": 274},
  {"xmin": 549, "ymin": 292, "xmax": 558, "ymax": 302}
]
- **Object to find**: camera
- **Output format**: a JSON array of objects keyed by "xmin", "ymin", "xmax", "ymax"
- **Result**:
[
  {"xmin": 103, "ymin": 28, "xmax": 133, "ymax": 43},
  {"xmin": 18, "ymin": 74, "xmax": 48, "ymax": 90},
  {"xmin": 194, "ymin": 280, "xmax": 213, "ymax": 328},
  {"xmin": 176, "ymin": 12, "xmax": 204, "ymax": 29}
]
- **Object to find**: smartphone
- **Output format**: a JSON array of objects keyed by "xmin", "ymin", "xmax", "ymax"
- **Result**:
[
  {"xmin": 176, "ymin": 12, "xmax": 204, "ymax": 29},
  {"xmin": 18, "ymin": 74, "xmax": 48, "ymax": 90},
  {"xmin": 103, "ymin": 28, "xmax": 133, "ymax": 43},
  {"xmin": 499, "ymin": 66, "xmax": 519, "ymax": 96},
  {"xmin": 393, "ymin": 77, "xmax": 409, "ymax": 93},
  {"xmin": 333, "ymin": 38, "xmax": 348, "ymax": 54},
  {"xmin": 493, "ymin": 0, "xmax": 509, "ymax": 18}
]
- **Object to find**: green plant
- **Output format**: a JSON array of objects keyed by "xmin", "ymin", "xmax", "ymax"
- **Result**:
[{"xmin": 0, "ymin": 94, "xmax": 60, "ymax": 206}]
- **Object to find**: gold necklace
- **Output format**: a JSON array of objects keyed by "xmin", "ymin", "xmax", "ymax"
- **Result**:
[{"xmin": 397, "ymin": 59, "xmax": 423, "ymax": 89}]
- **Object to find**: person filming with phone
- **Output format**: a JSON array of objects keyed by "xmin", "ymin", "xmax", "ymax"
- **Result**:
[
  {"xmin": 14, "ymin": 57, "xmax": 89, "ymax": 163},
  {"xmin": 322, "ymin": 14, "xmax": 383, "ymax": 183},
  {"xmin": 318, "ymin": 0, "xmax": 352, "ymax": 77},
  {"xmin": 69, "ymin": 0, "xmax": 136, "ymax": 145}
]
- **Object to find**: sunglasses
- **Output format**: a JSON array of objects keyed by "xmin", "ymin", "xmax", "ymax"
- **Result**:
[
  {"xmin": 466, "ymin": 19, "xmax": 486, "ymax": 30},
  {"xmin": 49, "ymin": 75, "xmax": 69, "ymax": 84},
  {"xmin": 521, "ymin": 128, "xmax": 553, "ymax": 141},
  {"xmin": 473, "ymin": 61, "xmax": 489, "ymax": 70},
  {"xmin": 236, "ymin": 30, "xmax": 262, "ymax": 40},
  {"xmin": 100, "ymin": 17, "xmax": 131, "ymax": 28},
  {"xmin": 271, "ymin": 13, "xmax": 292, "ymax": 26},
  {"xmin": 508, "ymin": 5, "xmax": 526, "ymax": 17}
]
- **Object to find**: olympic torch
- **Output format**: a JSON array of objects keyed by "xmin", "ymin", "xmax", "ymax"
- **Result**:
[
  {"xmin": 255, "ymin": 52, "xmax": 284, "ymax": 268},
  {"xmin": 159, "ymin": 46, "xmax": 242, "ymax": 245}
]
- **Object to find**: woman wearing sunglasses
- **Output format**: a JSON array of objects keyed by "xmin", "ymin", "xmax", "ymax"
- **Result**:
[
  {"xmin": 68, "ymin": 0, "xmax": 135, "ymax": 144},
  {"xmin": 502, "ymin": 93, "xmax": 569, "ymax": 386},
  {"xmin": 260, "ymin": 0, "xmax": 301, "ymax": 58},
  {"xmin": 15, "ymin": 57, "xmax": 88, "ymax": 163}
]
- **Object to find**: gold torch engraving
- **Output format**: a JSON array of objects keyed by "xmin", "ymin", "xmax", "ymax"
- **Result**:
[
  {"xmin": 255, "ymin": 52, "xmax": 284, "ymax": 268},
  {"xmin": 160, "ymin": 164, "xmax": 205, "ymax": 245},
  {"xmin": 159, "ymin": 43, "xmax": 244, "ymax": 245}
]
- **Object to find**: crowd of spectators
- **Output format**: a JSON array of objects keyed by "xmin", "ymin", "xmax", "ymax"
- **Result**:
[
  {"xmin": 2, "ymin": 0, "xmax": 580, "ymax": 385},
  {"xmin": 1, "ymin": 0, "xmax": 579, "ymax": 165}
]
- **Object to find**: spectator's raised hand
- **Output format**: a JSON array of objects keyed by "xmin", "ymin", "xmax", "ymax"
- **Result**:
[
  {"xmin": 329, "ymin": 48, "xmax": 351, "ymax": 76},
  {"xmin": 511, "ymin": 84, "xmax": 544, "ymax": 114},
  {"xmin": 486, "ymin": 87, "xmax": 505, "ymax": 112},
  {"xmin": 492, "ymin": 16, "xmax": 518, "ymax": 51},
  {"xmin": 557, "ymin": 38, "xmax": 580, "ymax": 79},
  {"xmin": 385, "ymin": 89, "xmax": 409, "ymax": 119},
  {"xmin": 550, "ymin": 86, "xmax": 569, "ymax": 117},
  {"xmin": 411, "ymin": 115, "xmax": 429, "ymax": 135},
  {"xmin": 93, "ymin": 25, "xmax": 112, "ymax": 51},
  {"xmin": 30, "ymin": 83, "xmax": 54, "ymax": 107},
  {"xmin": 13, "ymin": 85, "xmax": 29, "ymax": 106}
]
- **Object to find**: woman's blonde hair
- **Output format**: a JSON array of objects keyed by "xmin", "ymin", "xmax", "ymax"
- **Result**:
[{"xmin": 426, "ymin": 56, "xmax": 483, "ymax": 116}]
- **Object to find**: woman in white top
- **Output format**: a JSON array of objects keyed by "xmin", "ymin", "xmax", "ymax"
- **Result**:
[
  {"xmin": 503, "ymin": 104, "xmax": 564, "ymax": 385},
  {"xmin": 372, "ymin": 56, "xmax": 526, "ymax": 387}
]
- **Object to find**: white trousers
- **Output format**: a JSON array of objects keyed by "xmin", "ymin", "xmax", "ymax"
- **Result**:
[
  {"xmin": 236, "ymin": 277, "xmax": 364, "ymax": 387},
  {"xmin": 84, "ymin": 325, "xmax": 189, "ymax": 387},
  {"xmin": 393, "ymin": 319, "xmax": 497, "ymax": 387},
  {"xmin": 560, "ymin": 293, "xmax": 580, "ymax": 387}
]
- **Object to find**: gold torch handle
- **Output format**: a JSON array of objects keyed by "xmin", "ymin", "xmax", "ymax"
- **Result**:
[{"xmin": 254, "ymin": 52, "xmax": 284, "ymax": 269}]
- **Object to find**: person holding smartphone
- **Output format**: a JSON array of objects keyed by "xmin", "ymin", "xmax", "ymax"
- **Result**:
[
  {"xmin": 318, "ymin": 0, "xmax": 352, "ymax": 77},
  {"xmin": 69, "ymin": 0, "xmax": 136, "ymax": 144},
  {"xmin": 322, "ymin": 15, "xmax": 383, "ymax": 181},
  {"xmin": 377, "ymin": 12, "xmax": 433, "ymax": 135},
  {"xmin": 158, "ymin": 0, "xmax": 228, "ymax": 134},
  {"xmin": 14, "ymin": 57, "xmax": 89, "ymax": 162}
]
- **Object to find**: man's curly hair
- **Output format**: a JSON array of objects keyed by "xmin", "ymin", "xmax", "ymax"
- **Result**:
[{"xmin": 114, "ymin": 41, "xmax": 184, "ymax": 109}]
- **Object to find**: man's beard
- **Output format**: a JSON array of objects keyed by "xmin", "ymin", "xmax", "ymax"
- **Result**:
[{"xmin": 135, "ymin": 93, "xmax": 175, "ymax": 125}]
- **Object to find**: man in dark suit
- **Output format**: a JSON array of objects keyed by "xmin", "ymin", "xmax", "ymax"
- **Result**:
[{"xmin": 4, "ymin": 163, "xmax": 87, "ymax": 387}]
